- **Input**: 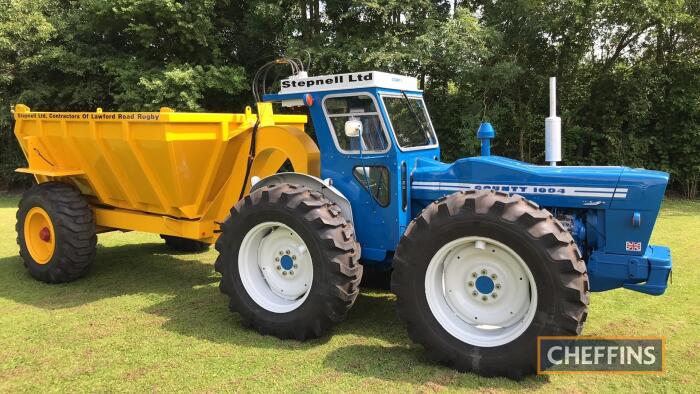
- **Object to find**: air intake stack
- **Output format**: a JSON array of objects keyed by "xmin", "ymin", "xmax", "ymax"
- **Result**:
[{"xmin": 545, "ymin": 77, "xmax": 561, "ymax": 166}]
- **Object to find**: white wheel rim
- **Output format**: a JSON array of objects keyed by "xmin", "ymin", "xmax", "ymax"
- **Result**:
[
  {"xmin": 425, "ymin": 236, "xmax": 537, "ymax": 347},
  {"xmin": 239, "ymin": 221, "xmax": 313, "ymax": 313}
]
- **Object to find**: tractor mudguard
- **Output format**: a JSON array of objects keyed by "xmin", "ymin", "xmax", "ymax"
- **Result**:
[{"xmin": 251, "ymin": 172, "xmax": 354, "ymax": 226}]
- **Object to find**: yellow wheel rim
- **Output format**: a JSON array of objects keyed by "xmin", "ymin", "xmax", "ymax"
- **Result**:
[{"xmin": 24, "ymin": 207, "xmax": 56, "ymax": 264}]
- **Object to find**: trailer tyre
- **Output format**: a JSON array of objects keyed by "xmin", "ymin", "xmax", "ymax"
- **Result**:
[
  {"xmin": 215, "ymin": 183, "xmax": 362, "ymax": 340},
  {"xmin": 16, "ymin": 182, "xmax": 97, "ymax": 283},
  {"xmin": 392, "ymin": 190, "xmax": 589, "ymax": 378},
  {"xmin": 160, "ymin": 235, "xmax": 210, "ymax": 253}
]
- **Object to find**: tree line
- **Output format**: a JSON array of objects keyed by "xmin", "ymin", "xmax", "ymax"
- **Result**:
[{"xmin": 1, "ymin": 0, "xmax": 698, "ymax": 197}]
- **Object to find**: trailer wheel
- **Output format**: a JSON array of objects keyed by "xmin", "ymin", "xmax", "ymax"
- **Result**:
[
  {"xmin": 160, "ymin": 235, "xmax": 210, "ymax": 253},
  {"xmin": 214, "ymin": 183, "xmax": 362, "ymax": 340},
  {"xmin": 392, "ymin": 190, "xmax": 589, "ymax": 378},
  {"xmin": 16, "ymin": 182, "xmax": 97, "ymax": 283}
]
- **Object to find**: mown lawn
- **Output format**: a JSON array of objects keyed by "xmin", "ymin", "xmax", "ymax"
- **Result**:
[{"xmin": 0, "ymin": 194, "xmax": 698, "ymax": 393}]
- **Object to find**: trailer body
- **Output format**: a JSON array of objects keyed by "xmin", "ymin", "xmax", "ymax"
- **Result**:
[{"xmin": 12, "ymin": 103, "xmax": 318, "ymax": 242}]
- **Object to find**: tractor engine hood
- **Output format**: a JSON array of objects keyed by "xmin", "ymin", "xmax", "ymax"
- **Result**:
[
  {"xmin": 410, "ymin": 156, "xmax": 668, "ymax": 211},
  {"xmin": 409, "ymin": 156, "xmax": 672, "ymax": 296}
]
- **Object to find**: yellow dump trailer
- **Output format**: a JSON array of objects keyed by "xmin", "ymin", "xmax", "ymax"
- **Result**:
[{"xmin": 12, "ymin": 103, "xmax": 320, "ymax": 277}]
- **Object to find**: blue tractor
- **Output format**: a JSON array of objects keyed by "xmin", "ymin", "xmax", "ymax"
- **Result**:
[{"xmin": 214, "ymin": 65, "xmax": 672, "ymax": 378}]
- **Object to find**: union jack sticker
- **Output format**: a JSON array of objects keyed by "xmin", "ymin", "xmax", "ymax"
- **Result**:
[{"xmin": 626, "ymin": 241, "xmax": 642, "ymax": 252}]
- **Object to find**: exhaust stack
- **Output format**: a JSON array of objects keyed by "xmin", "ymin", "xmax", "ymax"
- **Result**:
[{"xmin": 545, "ymin": 77, "xmax": 561, "ymax": 166}]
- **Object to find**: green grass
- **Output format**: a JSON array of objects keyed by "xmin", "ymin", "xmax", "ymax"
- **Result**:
[{"xmin": 0, "ymin": 194, "xmax": 698, "ymax": 393}]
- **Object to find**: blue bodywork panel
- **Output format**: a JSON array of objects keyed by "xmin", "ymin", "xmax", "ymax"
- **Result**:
[
  {"xmin": 410, "ymin": 156, "xmax": 672, "ymax": 294},
  {"xmin": 263, "ymin": 86, "xmax": 672, "ymax": 295},
  {"xmin": 588, "ymin": 245, "xmax": 671, "ymax": 295}
]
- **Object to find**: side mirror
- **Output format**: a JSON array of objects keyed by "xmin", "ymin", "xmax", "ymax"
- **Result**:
[{"xmin": 344, "ymin": 119, "xmax": 363, "ymax": 138}]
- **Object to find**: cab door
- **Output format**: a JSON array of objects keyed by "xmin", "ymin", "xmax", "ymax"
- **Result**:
[{"xmin": 318, "ymin": 93, "xmax": 399, "ymax": 262}]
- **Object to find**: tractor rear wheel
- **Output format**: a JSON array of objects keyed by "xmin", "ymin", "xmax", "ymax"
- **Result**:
[
  {"xmin": 392, "ymin": 190, "xmax": 589, "ymax": 378},
  {"xmin": 16, "ymin": 182, "xmax": 97, "ymax": 283},
  {"xmin": 214, "ymin": 183, "xmax": 362, "ymax": 340},
  {"xmin": 160, "ymin": 235, "xmax": 210, "ymax": 253}
]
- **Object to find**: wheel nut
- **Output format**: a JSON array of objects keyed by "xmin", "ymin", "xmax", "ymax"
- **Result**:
[
  {"xmin": 472, "ymin": 291, "xmax": 478, "ymax": 296},
  {"xmin": 282, "ymin": 271, "xmax": 287, "ymax": 276},
  {"xmin": 495, "ymin": 284, "xmax": 501, "ymax": 289},
  {"xmin": 472, "ymin": 272, "xmax": 478, "ymax": 278},
  {"xmin": 279, "ymin": 251, "xmax": 284, "ymax": 255},
  {"xmin": 276, "ymin": 266, "xmax": 281, "ymax": 271},
  {"xmin": 285, "ymin": 250, "xmax": 291, "ymax": 255},
  {"xmin": 468, "ymin": 281, "xmax": 474, "ymax": 287},
  {"xmin": 481, "ymin": 269, "xmax": 487, "ymax": 275},
  {"xmin": 481, "ymin": 296, "xmax": 488, "ymax": 301},
  {"xmin": 492, "ymin": 293, "xmax": 498, "ymax": 298},
  {"xmin": 491, "ymin": 274, "xmax": 497, "ymax": 279},
  {"xmin": 275, "ymin": 257, "xmax": 280, "ymax": 262},
  {"xmin": 289, "ymin": 271, "xmax": 294, "ymax": 276},
  {"xmin": 292, "ymin": 255, "xmax": 297, "ymax": 260},
  {"xmin": 293, "ymin": 264, "xmax": 298, "ymax": 269}
]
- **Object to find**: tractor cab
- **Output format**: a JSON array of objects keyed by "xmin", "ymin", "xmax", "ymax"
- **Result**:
[{"xmin": 263, "ymin": 71, "xmax": 439, "ymax": 263}]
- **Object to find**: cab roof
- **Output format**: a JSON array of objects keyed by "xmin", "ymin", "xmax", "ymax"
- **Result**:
[{"xmin": 278, "ymin": 71, "xmax": 420, "ymax": 95}]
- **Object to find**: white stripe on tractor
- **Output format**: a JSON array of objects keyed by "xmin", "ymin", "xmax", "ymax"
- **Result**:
[{"xmin": 411, "ymin": 182, "xmax": 628, "ymax": 199}]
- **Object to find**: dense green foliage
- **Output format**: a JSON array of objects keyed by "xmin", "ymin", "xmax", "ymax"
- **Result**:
[{"xmin": 1, "ymin": 0, "xmax": 698, "ymax": 197}]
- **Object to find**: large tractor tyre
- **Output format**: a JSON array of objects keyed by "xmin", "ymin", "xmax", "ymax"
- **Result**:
[
  {"xmin": 214, "ymin": 183, "xmax": 362, "ymax": 340},
  {"xmin": 392, "ymin": 190, "xmax": 589, "ymax": 378},
  {"xmin": 16, "ymin": 182, "xmax": 97, "ymax": 284},
  {"xmin": 160, "ymin": 235, "xmax": 210, "ymax": 253}
]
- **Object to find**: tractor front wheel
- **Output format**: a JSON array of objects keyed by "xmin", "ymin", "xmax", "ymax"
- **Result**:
[
  {"xmin": 16, "ymin": 182, "xmax": 97, "ymax": 283},
  {"xmin": 214, "ymin": 183, "xmax": 362, "ymax": 340},
  {"xmin": 392, "ymin": 190, "xmax": 589, "ymax": 378}
]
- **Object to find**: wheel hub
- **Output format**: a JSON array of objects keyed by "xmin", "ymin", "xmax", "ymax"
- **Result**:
[
  {"xmin": 280, "ymin": 254, "xmax": 294, "ymax": 270},
  {"xmin": 474, "ymin": 275, "xmax": 494, "ymax": 294},
  {"xmin": 39, "ymin": 227, "xmax": 51, "ymax": 242},
  {"xmin": 273, "ymin": 248, "xmax": 301, "ymax": 278}
]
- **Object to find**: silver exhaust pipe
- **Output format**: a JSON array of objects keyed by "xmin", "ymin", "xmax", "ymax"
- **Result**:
[{"xmin": 545, "ymin": 77, "xmax": 562, "ymax": 166}]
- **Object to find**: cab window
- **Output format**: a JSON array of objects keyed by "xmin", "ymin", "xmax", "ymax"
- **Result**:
[
  {"xmin": 353, "ymin": 166, "xmax": 390, "ymax": 206},
  {"xmin": 324, "ymin": 95, "xmax": 389, "ymax": 152},
  {"xmin": 382, "ymin": 95, "xmax": 437, "ymax": 149}
]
